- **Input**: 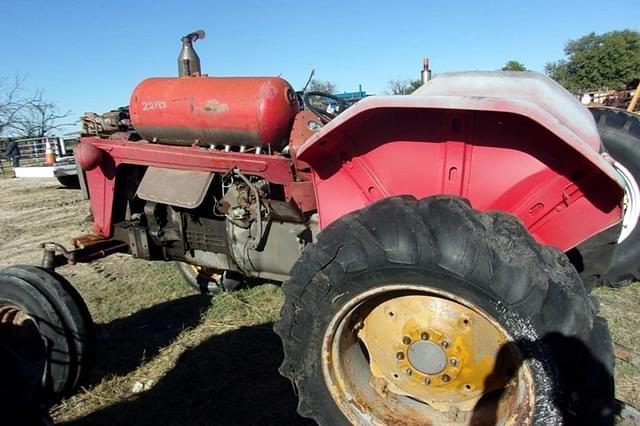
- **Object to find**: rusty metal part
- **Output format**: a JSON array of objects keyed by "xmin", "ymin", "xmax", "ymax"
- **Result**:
[
  {"xmin": 321, "ymin": 284, "xmax": 534, "ymax": 425},
  {"xmin": 187, "ymin": 264, "xmax": 222, "ymax": 292},
  {"xmin": 81, "ymin": 109, "xmax": 131, "ymax": 137},
  {"xmin": 614, "ymin": 342, "xmax": 640, "ymax": 368},
  {"xmin": 189, "ymin": 264, "xmax": 221, "ymax": 281},
  {"xmin": 233, "ymin": 168, "xmax": 263, "ymax": 249},
  {"xmin": 283, "ymin": 180, "xmax": 316, "ymax": 214},
  {"xmin": 288, "ymin": 110, "xmax": 321, "ymax": 172},
  {"xmin": 264, "ymin": 199, "xmax": 305, "ymax": 223},
  {"xmin": 40, "ymin": 234, "xmax": 129, "ymax": 269}
]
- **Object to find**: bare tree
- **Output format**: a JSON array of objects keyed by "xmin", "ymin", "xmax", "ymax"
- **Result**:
[
  {"xmin": 0, "ymin": 75, "xmax": 30, "ymax": 136},
  {"xmin": 1, "ymin": 76, "xmax": 72, "ymax": 138},
  {"xmin": 10, "ymin": 90, "xmax": 72, "ymax": 138},
  {"xmin": 387, "ymin": 79, "xmax": 422, "ymax": 95}
]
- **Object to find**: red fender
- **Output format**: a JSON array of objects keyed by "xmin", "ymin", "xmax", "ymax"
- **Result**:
[{"xmin": 297, "ymin": 72, "xmax": 623, "ymax": 251}]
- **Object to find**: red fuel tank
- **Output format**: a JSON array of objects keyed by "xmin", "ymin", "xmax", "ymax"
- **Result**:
[{"xmin": 129, "ymin": 76, "xmax": 299, "ymax": 149}]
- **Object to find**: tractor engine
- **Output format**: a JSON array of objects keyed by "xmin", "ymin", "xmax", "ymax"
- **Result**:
[{"xmin": 126, "ymin": 167, "xmax": 312, "ymax": 283}]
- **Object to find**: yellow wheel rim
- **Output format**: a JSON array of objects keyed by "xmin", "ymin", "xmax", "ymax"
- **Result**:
[{"xmin": 322, "ymin": 285, "xmax": 535, "ymax": 425}]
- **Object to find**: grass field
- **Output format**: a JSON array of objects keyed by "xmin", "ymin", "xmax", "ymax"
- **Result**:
[
  {"xmin": 0, "ymin": 177, "xmax": 637, "ymax": 425},
  {"xmin": 50, "ymin": 262, "xmax": 308, "ymax": 425}
]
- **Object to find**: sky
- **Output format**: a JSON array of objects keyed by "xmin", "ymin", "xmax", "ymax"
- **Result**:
[{"xmin": 1, "ymin": 0, "xmax": 638, "ymax": 133}]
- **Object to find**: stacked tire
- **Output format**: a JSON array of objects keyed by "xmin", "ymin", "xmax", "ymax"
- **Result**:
[{"xmin": 588, "ymin": 107, "xmax": 640, "ymax": 285}]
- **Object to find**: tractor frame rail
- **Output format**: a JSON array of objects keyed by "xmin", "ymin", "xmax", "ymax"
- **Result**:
[{"xmin": 40, "ymin": 234, "xmax": 128, "ymax": 269}]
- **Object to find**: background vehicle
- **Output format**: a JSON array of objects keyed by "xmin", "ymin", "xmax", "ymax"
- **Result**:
[{"xmin": 1, "ymin": 31, "xmax": 637, "ymax": 424}]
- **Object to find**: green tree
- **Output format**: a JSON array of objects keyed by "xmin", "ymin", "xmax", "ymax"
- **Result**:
[
  {"xmin": 308, "ymin": 79, "xmax": 337, "ymax": 94},
  {"xmin": 387, "ymin": 78, "xmax": 422, "ymax": 95},
  {"xmin": 501, "ymin": 60, "xmax": 527, "ymax": 71},
  {"xmin": 545, "ymin": 29, "xmax": 640, "ymax": 92}
]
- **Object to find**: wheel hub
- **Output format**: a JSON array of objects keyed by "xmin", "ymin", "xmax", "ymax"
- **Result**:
[
  {"xmin": 407, "ymin": 340, "xmax": 447, "ymax": 375},
  {"xmin": 357, "ymin": 294, "xmax": 512, "ymax": 408}
]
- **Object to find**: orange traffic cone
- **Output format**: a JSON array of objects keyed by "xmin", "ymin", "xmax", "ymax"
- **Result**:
[{"xmin": 44, "ymin": 138, "xmax": 56, "ymax": 165}]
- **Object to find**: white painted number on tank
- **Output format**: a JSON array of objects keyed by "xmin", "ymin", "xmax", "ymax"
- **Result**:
[{"xmin": 142, "ymin": 100, "xmax": 167, "ymax": 111}]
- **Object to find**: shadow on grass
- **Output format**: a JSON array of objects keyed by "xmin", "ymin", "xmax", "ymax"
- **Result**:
[
  {"xmin": 67, "ymin": 322, "xmax": 311, "ymax": 426},
  {"xmin": 84, "ymin": 294, "xmax": 213, "ymax": 387}
]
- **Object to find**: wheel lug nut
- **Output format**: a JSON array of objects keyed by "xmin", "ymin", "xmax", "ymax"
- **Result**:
[
  {"xmin": 402, "ymin": 336, "xmax": 411, "ymax": 345},
  {"xmin": 450, "ymin": 358, "xmax": 457, "ymax": 366},
  {"xmin": 441, "ymin": 340, "xmax": 449, "ymax": 349},
  {"xmin": 396, "ymin": 352, "xmax": 405, "ymax": 360},
  {"xmin": 420, "ymin": 331, "xmax": 430, "ymax": 340},
  {"xmin": 424, "ymin": 377, "xmax": 431, "ymax": 385},
  {"xmin": 405, "ymin": 368, "xmax": 413, "ymax": 376},
  {"xmin": 442, "ymin": 374, "xmax": 451, "ymax": 383}
]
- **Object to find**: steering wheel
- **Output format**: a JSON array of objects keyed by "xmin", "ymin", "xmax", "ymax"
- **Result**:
[{"xmin": 302, "ymin": 92, "xmax": 348, "ymax": 123}]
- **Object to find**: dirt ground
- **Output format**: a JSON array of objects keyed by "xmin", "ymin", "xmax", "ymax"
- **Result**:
[{"xmin": 0, "ymin": 177, "xmax": 638, "ymax": 425}]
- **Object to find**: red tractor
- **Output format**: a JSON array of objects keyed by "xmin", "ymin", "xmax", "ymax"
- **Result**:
[{"xmin": 1, "ymin": 31, "xmax": 639, "ymax": 424}]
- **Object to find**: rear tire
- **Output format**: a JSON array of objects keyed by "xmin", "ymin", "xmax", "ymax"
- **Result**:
[
  {"xmin": 275, "ymin": 196, "xmax": 614, "ymax": 425},
  {"xmin": 589, "ymin": 107, "xmax": 640, "ymax": 285},
  {"xmin": 0, "ymin": 266, "xmax": 94, "ymax": 399}
]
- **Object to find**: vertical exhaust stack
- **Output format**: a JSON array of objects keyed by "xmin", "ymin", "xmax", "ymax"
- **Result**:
[
  {"xmin": 421, "ymin": 57, "xmax": 432, "ymax": 84},
  {"xmin": 178, "ymin": 30, "xmax": 206, "ymax": 77}
]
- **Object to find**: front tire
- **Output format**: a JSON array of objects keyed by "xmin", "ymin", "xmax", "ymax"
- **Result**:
[
  {"xmin": 275, "ymin": 196, "xmax": 614, "ymax": 425},
  {"xmin": 0, "ymin": 266, "xmax": 94, "ymax": 399}
]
